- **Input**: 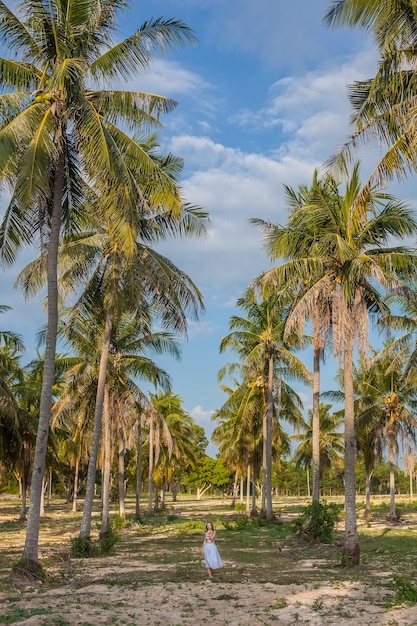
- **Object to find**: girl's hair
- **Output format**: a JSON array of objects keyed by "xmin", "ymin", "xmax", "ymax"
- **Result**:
[{"xmin": 205, "ymin": 522, "xmax": 214, "ymax": 530}]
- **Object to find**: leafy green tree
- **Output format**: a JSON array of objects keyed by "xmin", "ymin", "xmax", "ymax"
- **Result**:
[{"xmin": 182, "ymin": 455, "xmax": 232, "ymax": 500}]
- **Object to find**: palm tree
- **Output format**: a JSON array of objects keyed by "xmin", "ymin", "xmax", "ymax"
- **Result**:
[
  {"xmin": 0, "ymin": 322, "xmax": 35, "ymax": 521},
  {"xmin": 213, "ymin": 371, "xmax": 264, "ymax": 516},
  {"xmin": 0, "ymin": 0, "xmax": 197, "ymax": 573},
  {"xmin": 146, "ymin": 391, "xmax": 196, "ymax": 510},
  {"xmin": 219, "ymin": 287, "xmax": 310, "ymax": 519},
  {"xmin": 293, "ymin": 403, "xmax": 344, "ymax": 495},
  {"xmin": 252, "ymin": 171, "xmax": 332, "ymax": 504},
  {"xmin": 354, "ymin": 347, "xmax": 417, "ymax": 521},
  {"xmin": 252, "ymin": 162, "xmax": 417, "ymax": 563},
  {"xmin": 323, "ymin": 1, "xmax": 417, "ymax": 192}
]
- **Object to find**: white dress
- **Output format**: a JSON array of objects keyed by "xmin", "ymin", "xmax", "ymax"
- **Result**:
[{"xmin": 203, "ymin": 532, "xmax": 223, "ymax": 569}]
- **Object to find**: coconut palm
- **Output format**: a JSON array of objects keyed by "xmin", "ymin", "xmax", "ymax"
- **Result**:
[
  {"xmin": 293, "ymin": 403, "xmax": 344, "ymax": 494},
  {"xmin": 252, "ymin": 171, "xmax": 332, "ymax": 504},
  {"xmin": 213, "ymin": 370, "xmax": 264, "ymax": 516},
  {"xmin": 252, "ymin": 161, "xmax": 417, "ymax": 563},
  {"xmin": 354, "ymin": 347, "xmax": 417, "ymax": 521},
  {"xmin": 146, "ymin": 391, "xmax": 196, "ymax": 510},
  {"xmin": 0, "ymin": 0, "xmax": 197, "ymax": 572},
  {"xmin": 219, "ymin": 286, "xmax": 310, "ymax": 519},
  {"xmin": 0, "ymin": 324, "xmax": 35, "ymax": 521},
  {"xmin": 17, "ymin": 136, "xmax": 207, "ymax": 542},
  {"xmin": 323, "ymin": 1, "xmax": 417, "ymax": 190}
]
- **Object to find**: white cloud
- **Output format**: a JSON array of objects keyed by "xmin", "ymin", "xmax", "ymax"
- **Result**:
[
  {"xmin": 153, "ymin": 46, "xmax": 392, "ymax": 303},
  {"xmin": 191, "ymin": 404, "xmax": 215, "ymax": 425},
  {"xmin": 190, "ymin": 404, "xmax": 218, "ymax": 455}
]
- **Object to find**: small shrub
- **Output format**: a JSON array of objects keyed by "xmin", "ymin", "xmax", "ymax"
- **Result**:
[
  {"xmin": 71, "ymin": 536, "xmax": 95, "ymax": 558},
  {"xmin": 293, "ymin": 500, "xmax": 339, "ymax": 544},
  {"xmin": 113, "ymin": 514, "xmax": 132, "ymax": 530},
  {"xmin": 99, "ymin": 526, "xmax": 118, "ymax": 554},
  {"xmin": 234, "ymin": 515, "xmax": 250, "ymax": 529}
]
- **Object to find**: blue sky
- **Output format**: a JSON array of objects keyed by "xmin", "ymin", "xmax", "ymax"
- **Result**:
[{"xmin": 1, "ymin": 1, "xmax": 416, "ymax": 456}]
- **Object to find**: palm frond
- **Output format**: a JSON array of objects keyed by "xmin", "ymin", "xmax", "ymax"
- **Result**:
[{"xmin": 91, "ymin": 17, "xmax": 196, "ymax": 81}]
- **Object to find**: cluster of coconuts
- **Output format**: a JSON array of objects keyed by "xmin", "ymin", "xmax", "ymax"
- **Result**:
[{"xmin": 32, "ymin": 90, "xmax": 54, "ymax": 105}]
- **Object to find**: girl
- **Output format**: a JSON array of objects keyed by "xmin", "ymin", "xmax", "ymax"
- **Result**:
[{"xmin": 202, "ymin": 521, "xmax": 223, "ymax": 578}]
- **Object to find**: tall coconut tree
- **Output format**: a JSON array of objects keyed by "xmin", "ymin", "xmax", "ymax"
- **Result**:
[
  {"xmin": 146, "ymin": 391, "xmax": 196, "ymax": 509},
  {"xmin": 219, "ymin": 286, "xmax": 310, "ymax": 519},
  {"xmin": 292, "ymin": 403, "xmax": 344, "ymax": 495},
  {"xmin": 252, "ymin": 171, "xmax": 332, "ymax": 504},
  {"xmin": 354, "ymin": 347, "xmax": 417, "ymax": 521},
  {"xmin": 323, "ymin": 1, "xmax": 417, "ymax": 191},
  {"xmin": 0, "ymin": 324, "xmax": 35, "ymax": 521},
  {"xmin": 16, "ymin": 144, "xmax": 207, "ymax": 544},
  {"xmin": 252, "ymin": 161, "xmax": 417, "ymax": 563},
  {"xmin": 213, "ymin": 370, "xmax": 264, "ymax": 516},
  {"xmin": 0, "ymin": 0, "xmax": 197, "ymax": 573}
]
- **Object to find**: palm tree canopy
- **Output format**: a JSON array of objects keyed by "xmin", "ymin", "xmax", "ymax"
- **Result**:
[
  {"xmin": 323, "ymin": 1, "xmax": 417, "ymax": 191},
  {"xmin": 0, "ymin": 0, "xmax": 197, "ymax": 264}
]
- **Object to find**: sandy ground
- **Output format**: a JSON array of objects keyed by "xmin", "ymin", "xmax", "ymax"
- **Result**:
[
  {"xmin": 1, "ymin": 558, "xmax": 417, "ymax": 625},
  {"xmin": 2, "ymin": 578, "xmax": 417, "ymax": 625},
  {"xmin": 2, "ymin": 497, "xmax": 417, "ymax": 625}
]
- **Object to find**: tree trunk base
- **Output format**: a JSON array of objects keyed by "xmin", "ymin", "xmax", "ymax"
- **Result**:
[
  {"xmin": 13, "ymin": 556, "xmax": 44, "ymax": 581},
  {"xmin": 342, "ymin": 542, "xmax": 360, "ymax": 566},
  {"xmin": 363, "ymin": 508, "xmax": 372, "ymax": 520}
]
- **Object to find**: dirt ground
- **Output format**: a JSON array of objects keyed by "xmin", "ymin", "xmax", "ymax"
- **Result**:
[
  {"xmin": 2, "ymin": 564, "xmax": 417, "ymax": 625},
  {"xmin": 1, "ymin": 496, "xmax": 417, "ymax": 625}
]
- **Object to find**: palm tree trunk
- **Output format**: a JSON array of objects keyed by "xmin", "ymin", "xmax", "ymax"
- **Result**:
[
  {"xmin": 100, "ymin": 385, "xmax": 111, "ymax": 538},
  {"xmin": 148, "ymin": 419, "xmax": 154, "ymax": 514},
  {"xmin": 72, "ymin": 454, "xmax": 80, "ymax": 513},
  {"xmin": 265, "ymin": 354, "xmax": 274, "ymax": 519},
  {"xmin": 251, "ymin": 467, "xmax": 257, "ymax": 516},
  {"xmin": 135, "ymin": 417, "xmax": 143, "ymax": 519},
  {"xmin": 19, "ymin": 441, "xmax": 31, "ymax": 522},
  {"xmin": 231, "ymin": 470, "xmax": 238, "ymax": 508},
  {"xmin": 79, "ymin": 304, "xmax": 114, "ymax": 538},
  {"xmin": 246, "ymin": 464, "xmax": 251, "ymax": 517},
  {"xmin": 261, "ymin": 354, "xmax": 275, "ymax": 519},
  {"xmin": 261, "ymin": 401, "xmax": 267, "ymax": 514},
  {"xmin": 312, "ymin": 336, "xmax": 321, "ymax": 502},
  {"xmin": 46, "ymin": 468, "xmax": 51, "ymax": 506},
  {"xmin": 364, "ymin": 469, "xmax": 372, "ymax": 520},
  {"xmin": 20, "ymin": 136, "xmax": 65, "ymax": 572},
  {"xmin": 19, "ymin": 476, "xmax": 27, "ymax": 522},
  {"xmin": 40, "ymin": 475, "xmax": 46, "ymax": 518},
  {"xmin": 118, "ymin": 426, "xmax": 126, "ymax": 519},
  {"xmin": 343, "ymin": 322, "xmax": 360, "ymax": 564},
  {"xmin": 389, "ymin": 447, "xmax": 397, "ymax": 521}
]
